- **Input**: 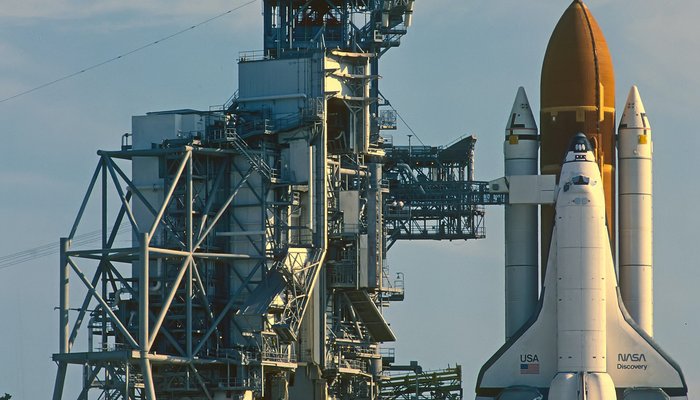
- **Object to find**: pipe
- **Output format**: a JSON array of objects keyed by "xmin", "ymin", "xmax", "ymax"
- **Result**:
[
  {"xmin": 237, "ymin": 93, "xmax": 308, "ymax": 103},
  {"xmin": 396, "ymin": 163, "xmax": 425, "ymax": 194},
  {"xmin": 339, "ymin": 167, "xmax": 368, "ymax": 177}
]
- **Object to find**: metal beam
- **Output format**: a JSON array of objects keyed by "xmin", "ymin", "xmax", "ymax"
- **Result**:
[
  {"xmin": 68, "ymin": 261, "xmax": 106, "ymax": 348},
  {"xmin": 68, "ymin": 162, "xmax": 102, "ymax": 240},
  {"xmin": 106, "ymin": 263, "xmax": 187, "ymax": 357},
  {"xmin": 194, "ymin": 167, "xmax": 254, "ymax": 250},
  {"xmin": 190, "ymin": 364, "xmax": 214, "ymax": 400},
  {"xmin": 141, "ymin": 358, "xmax": 157, "ymax": 400},
  {"xmin": 51, "ymin": 362, "xmax": 68, "ymax": 400},
  {"xmin": 149, "ymin": 150, "xmax": 191, "ymax": 241},
  {"xmin": 192, "ymin": 262, "xmax": 263, "ymax": 356},
  {"xmin": 68, "ymin": 258, "xmax": 139, "ymax": 349},
  {"xmin": 148, "ymin": 256, "xmax": 192, "ymax": 351},
  {"xmin": 197, "ymin": 162, "xmax": 227, "ymax": 240},
  {"xmin": 140, "ymin": 232, "xmax": 158, "ymax": 400},
  {"xmin": 186, "ymin": 154, "xmax": 193, "ymax": 359},
  {"xmin": 59, "ymin": 238, "xmax": 70, "ymax": 354},
  {"xmin": 104, "ymin": 156, "xmax": 141, "ymax": 235}
]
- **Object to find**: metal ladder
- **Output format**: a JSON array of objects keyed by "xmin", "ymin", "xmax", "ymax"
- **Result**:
[{"xmin": 225, "ymin": 128, "xmax": 274, "ymax": 180}]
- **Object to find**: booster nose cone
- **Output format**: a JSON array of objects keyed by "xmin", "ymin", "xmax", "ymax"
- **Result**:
[
  {"xmin": 620, "ymin": 85, "xmax": 650, "ymax": 130},
  {"xmin": 506, "ymin": 86, "xmax": 537, "ymax": 135}
]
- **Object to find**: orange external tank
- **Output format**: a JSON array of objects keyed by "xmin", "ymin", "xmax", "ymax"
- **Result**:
[{"xmin": 540, "ymin": 0, "xmax": 616, "ymax": 273}]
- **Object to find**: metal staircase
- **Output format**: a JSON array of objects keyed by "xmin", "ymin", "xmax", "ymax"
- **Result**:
[
  {"xmin": 226, "ymin": 128, "xmax": 274, "ymax": 180},
  {"xmin": 381, "ymin": 365, "xmax": 463, "ymax": 400}
]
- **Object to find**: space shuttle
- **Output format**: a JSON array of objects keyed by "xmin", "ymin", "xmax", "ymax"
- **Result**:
[{"xmin": 475, "ymin": 1, "xmax": 687, "ymax": 399}]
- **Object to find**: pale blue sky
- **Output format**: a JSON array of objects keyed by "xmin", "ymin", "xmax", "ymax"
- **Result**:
[{"xmin": 0, "ymin": 1, "xmax": 698, "ymax": 398}]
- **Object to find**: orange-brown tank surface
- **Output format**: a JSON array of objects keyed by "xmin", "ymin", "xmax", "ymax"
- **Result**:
[{"xmin": 540, "ymin": 0, "xmax": 616, "ymax": 273}]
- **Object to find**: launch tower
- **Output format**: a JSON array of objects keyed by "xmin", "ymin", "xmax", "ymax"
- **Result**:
[{"xmin": 51, "ymin": 1, "xmax": 493, "ymax": 399}]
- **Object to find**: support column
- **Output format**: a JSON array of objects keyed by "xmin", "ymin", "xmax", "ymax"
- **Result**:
[
  {"xmin": 52, "ymin": 237, "xmax": 71, "ymax": 400},
  {"xmin": 186, "ymin": 153, "xmax": 193, "ymax": 359},
  {"xmin": 140, "ymin": 232, "xmax": 157, "ymax": 399},
  {"xmin": 59, "ymin": 237, "xmax": 71, "ymax": 354}
]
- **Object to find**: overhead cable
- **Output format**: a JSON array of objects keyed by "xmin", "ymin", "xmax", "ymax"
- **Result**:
[
  {"xmin": 0, "ymin": 225, "xmax": 130, "ymax": 270},
  {"xmin": 390, "ymin": 105, "xmax": 426, "ymax": 146},
  {"xmin": 0, "ymin": 0, "xmax": 256, "ymax": 105}
]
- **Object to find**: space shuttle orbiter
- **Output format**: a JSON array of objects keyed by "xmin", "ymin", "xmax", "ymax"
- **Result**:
[
  {"xmin": 475, "ymin": 1, "xmax": 687, "ymax": 398},
  {"xmin": 477, "ymin": 134, "xmax": 687, "ymax": 399}
]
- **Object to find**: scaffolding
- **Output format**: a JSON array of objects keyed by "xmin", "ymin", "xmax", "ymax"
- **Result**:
[
  {"xmin": 50, "ymin": 1, "xmax": 499, "ymax": 399},
  {"xmin": 380, "ymin": 366, "xmax": 463, "ymax": 400},
  {"xmin": 52, "ymin": 128, "xmax": 317, "ymax": 398},
  {"xmin": 383, "ymin": 136, "xmax": 506, "ymax": 249}
]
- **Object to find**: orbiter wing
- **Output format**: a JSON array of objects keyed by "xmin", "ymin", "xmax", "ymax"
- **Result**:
[{"xmin": 476, "ymin": 224, "xmax": 687, "ymax": 399}]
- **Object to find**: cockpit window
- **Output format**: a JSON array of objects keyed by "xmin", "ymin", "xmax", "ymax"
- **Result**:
[
  {"xmin": 572, "ymin": 175, "xmax": 590, "ymax": 185},
  {"xmin": 568, "ymin": 133, "xmax": 592, "ymax": 154}
]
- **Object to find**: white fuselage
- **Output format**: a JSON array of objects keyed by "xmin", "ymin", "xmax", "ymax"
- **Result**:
[
  {"xmin": 555, "ymin": 150, "xmax": 607, "ymax": 372},
  {"xmin": 549, "ymin": 146, "xmax": 617, "ymax": 398}
]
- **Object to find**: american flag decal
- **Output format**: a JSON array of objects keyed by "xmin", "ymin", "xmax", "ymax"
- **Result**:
[{"xmin": 520, "ymin": 363, "xmax": 540, "ymax": 375}]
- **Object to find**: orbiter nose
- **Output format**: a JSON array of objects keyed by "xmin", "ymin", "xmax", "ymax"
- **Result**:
[{"xmin": 568, "ymin": 132, "xmax": 593, "ymax": 153}]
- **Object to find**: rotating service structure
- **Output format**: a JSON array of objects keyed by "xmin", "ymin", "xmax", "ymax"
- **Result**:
[{"xmin": 51, "ymin": 1, "xmax": 425, "ymax": 399}]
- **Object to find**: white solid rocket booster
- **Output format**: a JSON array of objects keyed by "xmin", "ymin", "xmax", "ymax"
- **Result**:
[
  {"xmin": 618, "ymin": 86, "xmax": 654, "ymax": 336},
  {"xmin": 504, "ymin": 87, "xmax": 539, "ymax": 339}
]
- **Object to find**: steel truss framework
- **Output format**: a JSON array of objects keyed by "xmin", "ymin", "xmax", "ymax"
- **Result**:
[
  {"xmin": 53, "ymin": 142, "xmax": 326, "ymax": 399},
  {"xmin": 380, "ymin": 366, "xmax": 463, "ymax": 400},
  {"xmin": 382, "ymin": 136, "xmax": 507, "ymax": 249},
  {"xmin": 48, "ymin": 1, "xmax": 496, "ymax": 399}
]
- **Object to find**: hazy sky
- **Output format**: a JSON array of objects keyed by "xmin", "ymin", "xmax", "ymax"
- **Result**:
[{"xmin": 0, "ymin": 1, "xmax": 698, "ymax": 398}]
